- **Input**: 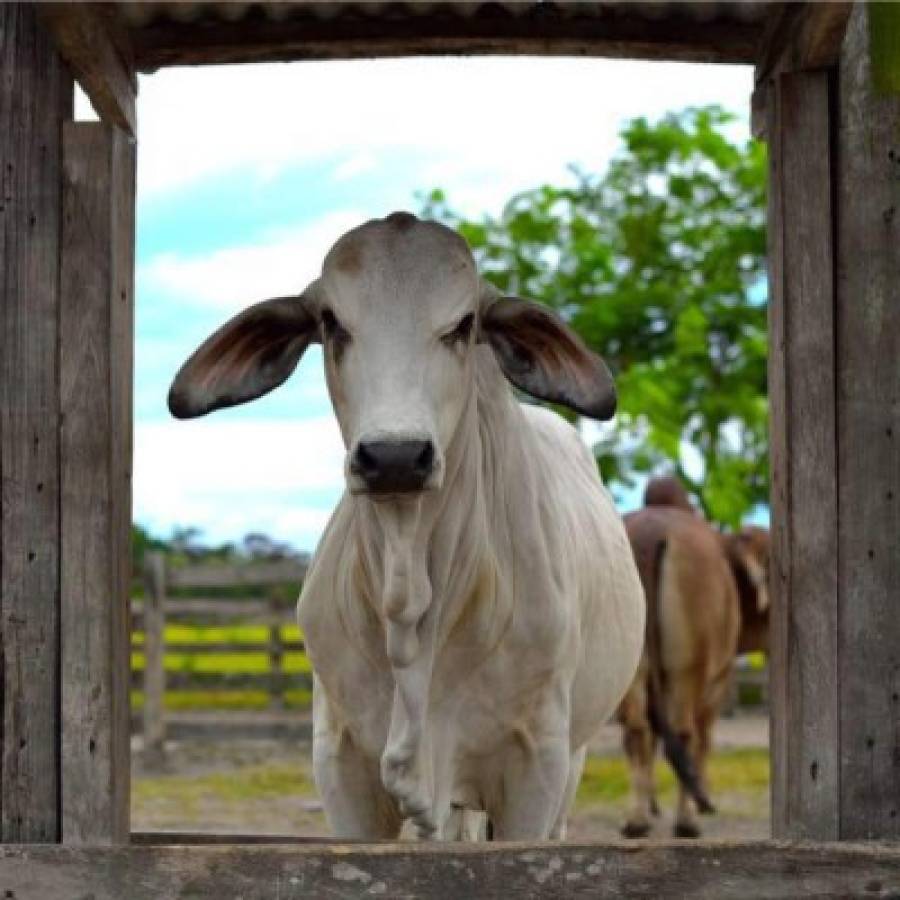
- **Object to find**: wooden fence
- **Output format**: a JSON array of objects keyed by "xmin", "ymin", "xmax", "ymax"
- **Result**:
[
  {"xmin": 132, "ymin": 551, "xmax": 767, "ymax": 757},
  {"xmin": 134, "ymin": 552, "xmax": 310, "ymax": 759}
]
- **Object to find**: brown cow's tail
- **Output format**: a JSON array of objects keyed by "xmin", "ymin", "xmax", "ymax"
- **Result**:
[{"xmin": 645, "ymin": 539, "xmax": 716, "ymax": 815}]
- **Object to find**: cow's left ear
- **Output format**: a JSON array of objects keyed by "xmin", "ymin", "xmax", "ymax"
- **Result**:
[{"xmin": 480, "ymin": 291, "xmax": 616, "ymax": 420}]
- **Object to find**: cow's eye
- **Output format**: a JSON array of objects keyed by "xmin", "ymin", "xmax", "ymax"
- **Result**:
[
  {"xmin": 441, "ymin": 313, "xmax": 475, "ymax": 348},
  {"xmin": 321, "ymin": 309, "xmax": 351, "ymax": 346}
]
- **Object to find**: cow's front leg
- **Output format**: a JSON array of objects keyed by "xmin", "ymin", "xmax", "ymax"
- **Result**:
[
  {"xmin": 312, "ymin": 687, "xmax": 401, "ymax": 839},
  {"xmin": 490, "ymin": 733, "xmax": 571, "ymax": 840}
]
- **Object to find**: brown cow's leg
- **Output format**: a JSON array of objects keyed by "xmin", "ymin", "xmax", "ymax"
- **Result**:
[
  {"xmin": 622, "ymin": 724, "xmax": 656, "ymax": 837},
  {"xmin": 619, "ymin": 677, "xmax": 657, "ymax": 838},
  {"xmin": 696, "ymin": 669, "xmax": 730, "ymax": 806},
  {"xmin": 670, "ymin": 679, "xmax": 702, "ymax": 838}
]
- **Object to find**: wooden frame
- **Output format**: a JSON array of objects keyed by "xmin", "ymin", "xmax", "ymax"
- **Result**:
[
  {"xmin": 1, "ymin": 840, "xmax": 900, "ymax": 898},
  {"xmin": 2, "ymin": 1, "xmax": 899, "ymax": 892}
]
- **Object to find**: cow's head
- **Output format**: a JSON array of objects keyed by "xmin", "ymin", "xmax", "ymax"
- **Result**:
[
  {"xmin": 724, "ymin": 526, "xmax": 771, "ymax": 655},
  {"xmin": 168, "ymin": 212, "xmax": 616, "ymax": 497}
]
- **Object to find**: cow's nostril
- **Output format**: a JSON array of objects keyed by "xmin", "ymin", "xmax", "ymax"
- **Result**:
[
  {"xmin": 354, "ymin": 442, "xmax": 378, "ymax": 475},
  {"xmin": 414, "ymin": 441, "xmax": 434, "ymax": 474}
]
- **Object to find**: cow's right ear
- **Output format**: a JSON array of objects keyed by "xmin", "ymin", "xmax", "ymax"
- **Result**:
[
  {"xmin": 168, "ymin": 293, "xmax": 318, "ymax": 419},
  {"xmin": 725, "ymin": 532, "xmax": 769, "ymax": 614}
]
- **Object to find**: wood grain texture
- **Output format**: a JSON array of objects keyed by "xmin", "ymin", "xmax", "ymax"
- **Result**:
[
  {"xmin": 836, "ymin": 2, "xmax": 900, "ymax": 840},
  {"xmin": 130, "ymin": 9, "xmax": 764, "ymax": 70},
  {"xmin": 768, "ymin": 69, "xmax": 840, "ymax": 841},
  {"xmin": 766, "ymin": 71, "xmax": 789, "ymax": 841},
  {"xmin": 780, "ymin": 70, "xmax": 840, "ymax": 840},
  {"xmin": 0, "ymin": 3, "xmax": 72, "ymax": 843},
  {"xmin": 38, "ymin": 3, "xmax": 136, "ymax": 136},
  {"xmin": 59, "ymin": 123, "xmax": 134, "ymax": 844},
  {"xmin": 0, "ymin": 841, "xmax": 899, "ymax": 899}
]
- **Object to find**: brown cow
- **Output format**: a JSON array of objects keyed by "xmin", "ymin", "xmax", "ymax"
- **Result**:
[{"xmin": 617, "ymin": 478, "xmax": 770, "ymax": 838}]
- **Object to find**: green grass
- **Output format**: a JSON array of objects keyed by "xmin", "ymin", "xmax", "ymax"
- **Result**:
[
  {"xmin": 131, "ymin": 689, "xmax": 312, "ymax": 711},
  {"xmin": 134, "ymin": 750, "xmax": 768, "ymax": 808},
  {"xmin": 576, "ymin": 748, "xmax": 769, "ymax": 806},
  {"xmin": 133, "ymin": 764, "xmax": 314, "ymax": 807}
]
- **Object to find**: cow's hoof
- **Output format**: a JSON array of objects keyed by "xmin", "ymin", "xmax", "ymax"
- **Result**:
[
  {"xmin": 673, "ymin": 822, "xmax": 701, "ymax": 839},
  {"xmin": 621, "ymin": 821, "xmax": 651, "ymax": 839}
]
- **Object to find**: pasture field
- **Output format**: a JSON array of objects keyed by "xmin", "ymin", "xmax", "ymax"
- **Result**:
[
  {"xmin": 132, "ymin": 720, "xmax": 770, "ymax": 841},
  {"xmin": 130, "ymin": 620, "xmax": 769, "ymax": 840}
]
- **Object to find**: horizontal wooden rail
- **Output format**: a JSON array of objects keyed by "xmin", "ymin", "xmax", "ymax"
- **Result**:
[
  {"xmin": 131, "ymin": 640, "xmax": 305, "ymax": 655},
  {"xmin": 1, "ymin": 840, "xmax": 899, "ymax": 899},
  {"xmin": 166, "ymin": 560, "xmax": 308, "ymax": 589},
  {"xmin": 132, "ymin": 598, "xmax": 296, "ymax": 623},
  {"xmin": 131, "ymin": 671, "xmax": 312, "ymax": 692}
]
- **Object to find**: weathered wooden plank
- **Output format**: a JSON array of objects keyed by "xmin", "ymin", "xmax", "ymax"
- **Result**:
[
  {"xmin": 778, "ymin": 70, "xmax": 840, "ymax": 840},
  {"xmin": 130, "ymin": 7, "xmax": 765, "ymax": 70},
  {"xmin": 765, "ymin": 67, "xmax": 790, "ymax": 842},
  {"xmin": 38, "ymin": 3, "xmax": 136, "ymax": 137},
  {"xmin": 142, "ymin": 553, "xmax": 167, "ymax": 767},
  {"xmin": 0, "ymin": 3, "xmax": 72, "ymax": 843},
  {"xmin": 1, "ymin": 841, "xmax": 900, "ymax": 899},
  {"xmin": 836, "ymin": 2, "xmax": 900, "ymax": 841},
  {"xmin": 59, "ymin": 122, "xmax": 135, "ymax": 845},
  {"xmin": 166, "ymin": 560, "xmax": 307, "ymax": 589}
]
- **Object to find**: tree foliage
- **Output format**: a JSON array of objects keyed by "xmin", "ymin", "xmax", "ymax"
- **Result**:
[{"xmin": 422, "ymin": 106, "xmax": 767, "ymax": 527}]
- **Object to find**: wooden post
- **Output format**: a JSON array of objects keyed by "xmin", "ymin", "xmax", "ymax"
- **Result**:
[
  {"xmin": 766, "ymin": 1, "xmax": 900, "ymax": 840},
  {"xmin": 766, "ymin": 67, "xmax": 840, "ymax": 841},
  {"xmin": 268, "ymin": 598, "xmax": 285, "ymax": 710},
  {"xmin": 59, "ymin": 122, "xmax": 135, "ymax": 844},
  {"xmin": 0, "ymin": 4, "xmax": 73, "ymax": 843},
  {"xmin": 142, "ymin": 553, "xmax": 167, "ymax": 767},
  {"xmin": 834, "ymin": 3, "xmax": 900, "ymax": 840}
]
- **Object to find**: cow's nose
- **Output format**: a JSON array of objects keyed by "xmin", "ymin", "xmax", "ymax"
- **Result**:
[{"xmin": 351, "ymin": 439, "xmax": 435, "ymax": 493}]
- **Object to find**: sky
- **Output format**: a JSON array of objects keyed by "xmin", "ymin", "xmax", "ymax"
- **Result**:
[{"xmin": 77, "ymin": 56, "xmax": 753, "ymax": 552}]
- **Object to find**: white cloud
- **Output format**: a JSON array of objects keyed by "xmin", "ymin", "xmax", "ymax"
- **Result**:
[
  {"xmin": 140, "ymin": 209, "xmax": 364, "ymax": 312},
  {"xmin": 134, "ymin": 416, "xmax": 345, "ymax": 549},
  {"xmin": 332, "ymin": 151, "xmax": 379, "ymax": 182},
  {"xmin": 136, "ymin": 57, "xmax": 752, "ymax": 203}
]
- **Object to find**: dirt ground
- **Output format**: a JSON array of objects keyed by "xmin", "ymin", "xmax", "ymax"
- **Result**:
[{"xmin": 132, "ymin": 713, "xmax": 769, "ymax": 842}]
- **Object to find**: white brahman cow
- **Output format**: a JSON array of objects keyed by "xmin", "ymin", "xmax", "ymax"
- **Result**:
[{"xmin": 168, "ymin": 212, "xmax": 645, "ymax": 840}]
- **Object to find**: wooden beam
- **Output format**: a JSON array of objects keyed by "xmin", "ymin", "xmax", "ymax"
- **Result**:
[
  {"xmin": 0, "ymin": 3, "xmax": 73, "ymax": 843},
  {"xmin": 755, "ymin": 1, "xmax": 852, "ymax": 84},
  {"xmin": 1, "ymin": 841, "xmax": 900, "ymax": 898},
  {"xmin": 752, "ymin": 1, "xmax": 851, "ymax": 139},
  {"xmin": 59, "ymin": 122, "xmax": 135, "ymax": 844},
  {"xmin": 835, "ymin": 3, "xmax": 900, "ymax": 840},
  {"xmin": 38, "ymin": 3, "xmax": 136, "ymax": 138},
  {"xmin": 767, "ymin": 69, "xmax": 840, "ymax": 841},
  {"xmin": 129, "ymin": 7, "xmax": 764, "ymax": 70}
]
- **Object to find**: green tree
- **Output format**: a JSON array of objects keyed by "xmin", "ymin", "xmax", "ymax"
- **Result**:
[{"xmin": 422, "ymin": 106, "xmax": 767, "ymax": 527}]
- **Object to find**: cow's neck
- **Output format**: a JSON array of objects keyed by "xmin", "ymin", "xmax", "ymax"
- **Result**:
[
  {"xmin": 355, "ymin": 349, "xmax": 521, "ymax": 658},
  {"xmin": 351, "ymin": 349, "xmax": 523, "ymax": 836}
]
